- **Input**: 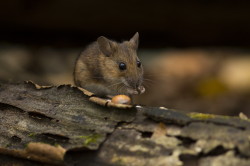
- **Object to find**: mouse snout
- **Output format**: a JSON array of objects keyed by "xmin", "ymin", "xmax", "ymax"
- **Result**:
[
  {"xmin": 135, "ymin": 81, "xmax": 145, "ymax": 94},
  {"xmin": 137, "ymin": 85, "xmax": 145, "ymax": 94},
  {"xmin": 124, "ymin": 77, "xmax": 145, "ymax": 94}
]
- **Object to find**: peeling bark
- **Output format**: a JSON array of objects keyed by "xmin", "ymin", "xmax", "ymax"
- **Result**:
[{"xmin": 0, "ymin": 81, "xmax": 250, "ymax": 166}]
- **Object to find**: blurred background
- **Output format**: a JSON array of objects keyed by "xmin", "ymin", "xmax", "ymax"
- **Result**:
[{"xmin": 0, "ymin": 0, "xmax": 250, "ymax": 116}]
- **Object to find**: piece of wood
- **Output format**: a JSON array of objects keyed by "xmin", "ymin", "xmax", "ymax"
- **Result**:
[
  {"xmin": 0, "ymin": 81, "xmax": 250, "ymax": 166},
  {"xmin": 0, "ymin": 81, "xmax": 136, "ymax": 165}
]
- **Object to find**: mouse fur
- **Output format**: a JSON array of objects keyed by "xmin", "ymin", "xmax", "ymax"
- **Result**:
[{"xmin": 74, "ymin": 32, "xmax": 145, "ymax": 96}]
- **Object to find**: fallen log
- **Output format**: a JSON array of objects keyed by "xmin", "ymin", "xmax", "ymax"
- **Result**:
[{"xmin": 0, "ymin": 81, "xmax": 250, "ymax": 166}]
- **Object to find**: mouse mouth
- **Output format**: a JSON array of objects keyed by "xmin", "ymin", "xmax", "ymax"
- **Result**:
[
  {"xmin": 126, "ymin": 88, "xmax": 139, "ymax": 95},
  {"xmin": 124, "ymin": 85, "xmax": 145, "ymax": 95}
]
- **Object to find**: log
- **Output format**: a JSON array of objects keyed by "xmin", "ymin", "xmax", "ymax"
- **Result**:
[{"xmin": 0, "ymin": 81, "xmax": 250, "ymax": 166}]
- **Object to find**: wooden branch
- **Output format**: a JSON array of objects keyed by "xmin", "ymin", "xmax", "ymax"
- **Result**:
[{"xmin": 0, "ymin": 81, "xmax": 250, "ymax": 166}]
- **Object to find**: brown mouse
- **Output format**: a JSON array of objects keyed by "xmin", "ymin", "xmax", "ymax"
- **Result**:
[{"xmin": 74, "ymin": 32, "xmax": 145, "ymax": 97}]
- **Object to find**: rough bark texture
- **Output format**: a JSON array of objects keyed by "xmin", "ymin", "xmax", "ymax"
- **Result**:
[{"xmin": 0, "ymin": 81, "xmax": 250, "ymax": 166}]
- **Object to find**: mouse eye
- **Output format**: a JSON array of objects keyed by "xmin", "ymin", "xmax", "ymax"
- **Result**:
[
  {"xmin": 119, "ymin": 62, "xmax": 127, "ymax": 70},
  {"xmin": 137, "ymin": 60, "xmax": 141, "ymax": 68}
]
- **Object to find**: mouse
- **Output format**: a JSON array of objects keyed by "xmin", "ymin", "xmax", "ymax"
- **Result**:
[{"xmin": 74, "ymin": 32, "xmax": 145, "ymax": 97}]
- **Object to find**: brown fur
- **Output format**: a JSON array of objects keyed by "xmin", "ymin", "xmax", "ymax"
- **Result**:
[{"xmin": 74, "ymin": 32, "xmax": 144, "ymax": 96}]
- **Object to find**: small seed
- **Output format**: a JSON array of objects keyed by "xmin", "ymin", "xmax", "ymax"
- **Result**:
[{"xmin": 111, "ymin": 95, "xmax": 131, "ymax": 105}]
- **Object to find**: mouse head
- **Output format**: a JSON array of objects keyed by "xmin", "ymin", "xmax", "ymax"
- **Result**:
[{"xmin": 97, "ymin": 32, "xmax": 145, "ymax": 95}]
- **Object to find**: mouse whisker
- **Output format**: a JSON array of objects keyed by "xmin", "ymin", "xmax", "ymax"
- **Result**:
[
  {"xmin": 143, "ymin": 80, "xmax": 156, "ymax": 86},
  {"xmin": 143, "ymin": 82, "xmax": 153, "ymax": 89},
  {"xmin": 143, "ymin": 82, "xmax": 151, "ymax": 88},
  {"xmin": 117, "ymin": 84, "xmax": 125, "ymax": 93},
  {"xmin": 143, "ymin": 82, "xmax": 154, "ymax": 87},
  {"xmin": 144, "ymin": 76, "xmax": 169, "ymax": 82},
  {"xmin": 144, "ymin": 72, "xmax": 171, "ymax": 77},
  {"xmin": 143, "ymin": 78, "xmax": 156, "ymax": 83},
  {"xmin": 106, "ymin": 82, "xmax": 123, "ymax": 88}
]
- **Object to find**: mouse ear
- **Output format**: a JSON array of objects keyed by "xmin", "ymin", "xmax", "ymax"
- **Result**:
[
  {"xmin": 129, "ymin": 32, "xmax": 139, "ymax": 50},
  {"xmin": 97, "ymin": 36, "xmax": 117, "ymax": 56}
]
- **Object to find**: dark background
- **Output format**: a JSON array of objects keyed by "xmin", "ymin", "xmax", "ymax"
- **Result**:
[
  {"xmin": 1, "ymin": 0, "xmax": 250, "ymax": 47},
  {"xmin": 0, "ymin": 1, "xmax": 250, "ymax": 116}
]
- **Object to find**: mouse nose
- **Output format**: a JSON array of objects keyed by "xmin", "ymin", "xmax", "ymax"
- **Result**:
[
  {"xmin": 137, "ymin": 85, "xmax": 145, "ymax": 94},
  {"xmin": 135, "ymin": 82, "xmax": 145, "ymax": 94},
  {"xmin": 135, "ymin": 80, "xmax": 142, "ymax": 89}
]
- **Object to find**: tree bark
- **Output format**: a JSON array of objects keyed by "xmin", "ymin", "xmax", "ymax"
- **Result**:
[{"xmin": 0, "ymin": 81, "xmax": 250, "ymax": 166}]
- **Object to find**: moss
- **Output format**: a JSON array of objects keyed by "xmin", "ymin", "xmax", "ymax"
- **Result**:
[
  {"xmin": 78, "ymin": 134, "xmax": 102, "ymax": 146},
  {"xmin": 188, "ymin": 113, "xmax": 216, "ymax": 120},
  {"xmin": 28, "ymin": 133, "xmax": 36, "ymax": 137},
  {"xmin": 54, "ymin": 143, "xmax": 60, "ymax": 147},
  {"xmin": 24, "ymin": 143, "xmax": 29, "ymax": 148},
  {"xmin": 188, "ymin": 112, "xmax": 232, "ymax": 120},
  {"xmin": 5, "ymin": 143, "xmax": 11, "ymax": 148}
]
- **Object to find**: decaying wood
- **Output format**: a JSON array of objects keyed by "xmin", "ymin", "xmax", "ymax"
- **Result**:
[{"xmin": 0, "ymin": 81, "xmax": 250, "ymax": 166}]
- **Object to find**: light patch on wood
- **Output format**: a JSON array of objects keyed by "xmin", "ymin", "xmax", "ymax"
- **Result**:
[
  {"xmin": 152, "ymin": 123, "xmax": 168, "ymax": 138},
  {"xmin": 26, "ymin": 142, "xmax": 66, "ymax": 161}
]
